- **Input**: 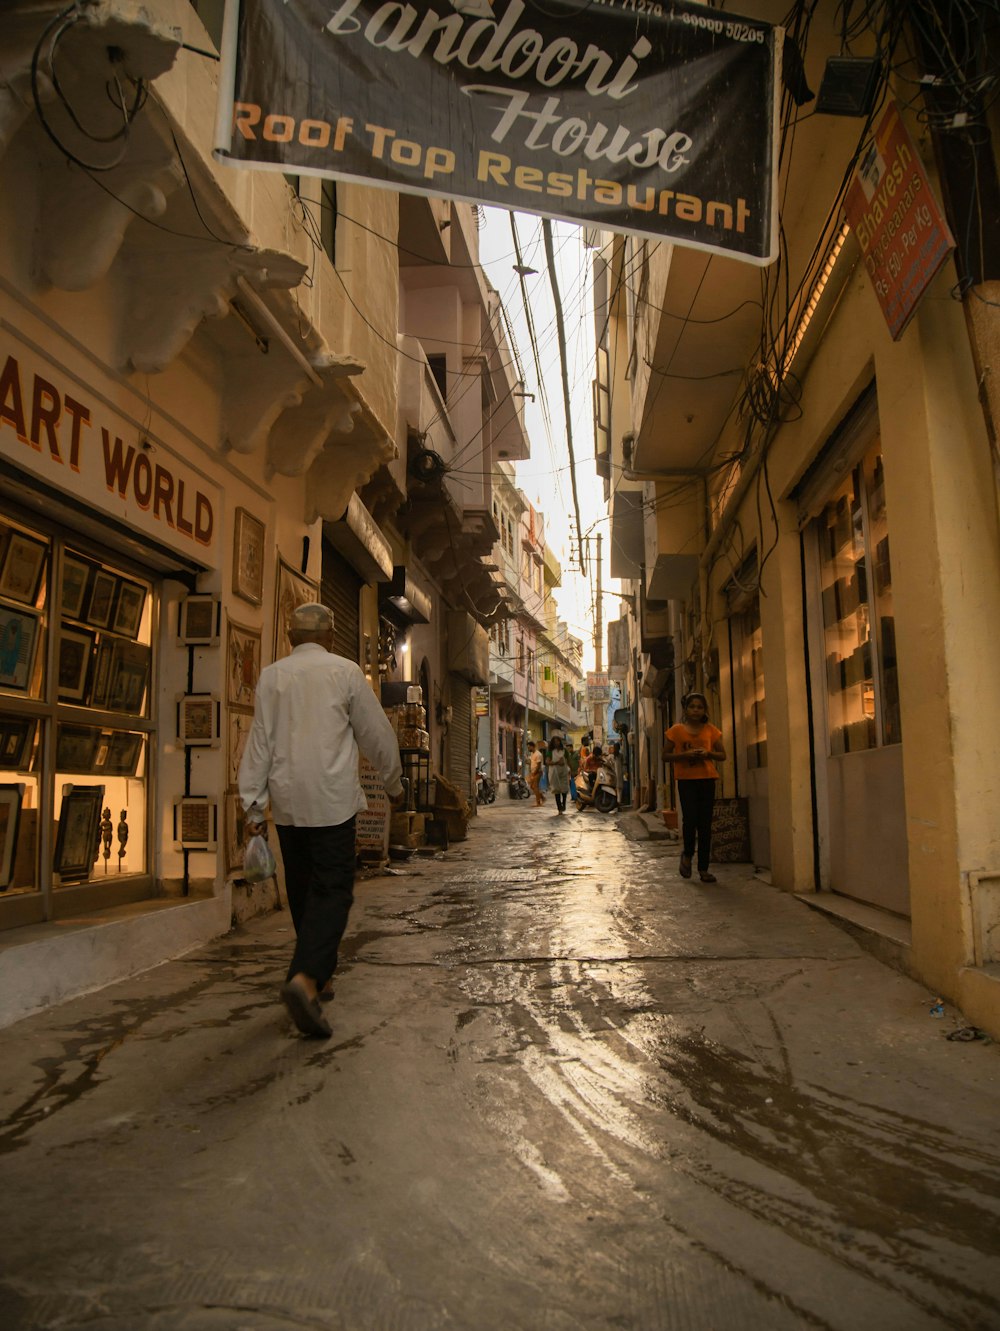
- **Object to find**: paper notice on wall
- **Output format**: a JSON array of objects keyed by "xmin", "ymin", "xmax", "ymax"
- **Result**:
[{"xmin": 356, "ymin": 754, "xmax": 389, "ymax": 861}]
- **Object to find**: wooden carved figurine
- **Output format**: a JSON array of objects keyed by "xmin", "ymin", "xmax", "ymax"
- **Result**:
[
  {"xmin": 101, "ymin": 807, "xmax": 113, "ymax": 871},
  {"xmin": 116, "ymin": 810, "xmax": 129, "ymax": 870}
]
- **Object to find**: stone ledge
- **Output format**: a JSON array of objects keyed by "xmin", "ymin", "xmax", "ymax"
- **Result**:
[
  {"xmin": 795, "ymin": 890, "xmax": 913, "ymax": 977},
  {"xmin": 0, "ymin": 892, "xmax": 232, "ymax": 1031}
]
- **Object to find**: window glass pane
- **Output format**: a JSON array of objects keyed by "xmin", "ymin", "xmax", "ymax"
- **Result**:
[
  {"xmin": 863, "ymin": 447, "xmax": 901, "ymax": 745},
  {"xmin": 741, "ymin": 597, "xmax": 767, "ymax": 768},
  {"xmin": 320, "ymin": 179, "xmax": 337, "ymax": 264},
  {"xmin": 58, "ymin": 551, "xmax": 153, "ymax": 717},
  {"xmin": 818, "ymin": 468, "xmax": 875, "ymax": 754},
  {"xmin": 0, "ymin": 519, "xmax": 49, "ymax": 701},
  {"xmin": 54, "ymin": 725, "xmax": 146, "ymax": 885},
  {"xmin": 0, "ymin": 712, "xmax": 41, "ymax": 895}
]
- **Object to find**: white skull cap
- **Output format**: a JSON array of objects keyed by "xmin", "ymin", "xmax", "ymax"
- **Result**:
[{"xmin": 291, "ymin": 602, "xmax": 334, "ymax": 631}]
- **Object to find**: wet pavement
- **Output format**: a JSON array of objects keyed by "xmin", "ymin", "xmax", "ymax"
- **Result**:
[{"xmin": 1, "ymin": 801, "xmax": 999, "ymax": 1330}]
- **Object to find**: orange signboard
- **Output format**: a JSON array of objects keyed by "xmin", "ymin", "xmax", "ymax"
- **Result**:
[{"xmin": 844, "ymin": 102, "xmax": 954, "ymax": 340}]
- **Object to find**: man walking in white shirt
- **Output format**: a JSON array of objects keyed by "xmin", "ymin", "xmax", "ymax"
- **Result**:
[{"xmin": 239, "ymin": 603, "xmax": 405, "ymax": 1038}]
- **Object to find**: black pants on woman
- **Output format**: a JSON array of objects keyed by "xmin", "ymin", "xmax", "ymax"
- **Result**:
[
  {"xmin": 554, "ymin": 791, "xmax": 567, "ymax": 812},
  {"xmin": 676, "ymin": 780, "xmax": 716, "ymax": 871},
  {"xmin": 276, "ymin": 818, "xmax": 356, "ymax": 988}
]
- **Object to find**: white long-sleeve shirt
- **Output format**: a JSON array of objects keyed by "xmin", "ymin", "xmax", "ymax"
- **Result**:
[{"xmin": 239, "ymin": 643, "xmax": 403, "ymax": 827}]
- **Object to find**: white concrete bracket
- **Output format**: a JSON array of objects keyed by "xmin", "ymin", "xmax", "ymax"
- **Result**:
[
  {"xmin": 35, "ymin": 150, "xmax": 184, "ymax": 292},
  {"xmin": 265, "ymin": 364, "xmax": 366, "ymax": 479},
  {"xmin": 120, "ymin": 246, "xmax": 306, "ymax": 374}
]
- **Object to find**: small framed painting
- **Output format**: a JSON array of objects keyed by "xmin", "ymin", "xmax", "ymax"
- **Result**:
[
  {"xmin": 177, "ymin": 694, "xmax": 221, "ymax": 747},
  {"xmin": 106, "ymin": 642, "xmax": 150, "ymax": 714},
  {"xmin": 0, "ymin": 717, "xmax": 37, "ymax": 771},
  {"xmin": 173, "ymin": 796, "xmax": 218, "ymax": 850},
  {"xmin": 178, "ymin": 596, "xmax": 221, "ymax": 646},
  {"xmin": 61, "ymin": 554, "xmax": 92, "ymax": 620},
  {"xmin": 103, "ymin": 730, "xmax": 144, "ymax": 777},
  {"xmin": 54, "ymin": 783, "xmax": 105, "ymax": 883},
  {"xmin": 0, "ymin": 606, "xmax": 41, "ymax": 692},
  {"xmin": 57, "ymin": 626, "xmax": 95, "ymax": 703},
  {"xmin": 274, "ymin": 554, "xmax": 320, "ymax": 662},
  {"xmin": 233, "ymin": 508, "xmax": 265, "ymax": 607},
  {"xmin": 90, "ymin": 640, "xmax": 115, "ymax": 709},
  {"xmin": 227, "ymin": 707, "xmax": 254, "ymax": 787},
  {"xmin": 0, "ymin": 783, "xmax": 24, "ymax": 890},
  {"xmin": 112, "ymin": 579, "xmax": 146, "ymax": 638},
  {"xmin": 86, "ymin": 571, "xmax": 118, "ymax": 629},
  {"xmin": 0, "ymin": 532, "xmax": 47, "ymax": 605},
  {"xmin": 56, "ymin": 724, "xmax": 101, "ymax": 773},
  {"xmin": 226, "ymin": 619, "xmax": 261, "ymax": 708},
  {"xmin": 224, "ymin": 787, "xmax": 246, "ymax": 875}
]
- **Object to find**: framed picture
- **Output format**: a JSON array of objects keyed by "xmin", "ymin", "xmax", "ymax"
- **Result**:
[
  {"xmin": 112, "ymin": 579, "xmax": 146, "ymax": 638},
  {"xmin": 0, "ymin": 783, "xmax": 24, "ymax": 890},
  {"xmin": 86, "ymin": 571, "xmax": 118, "ymax": 629},
  {"xmin": 227, "ymin": 707, "xmax": 254, "ymax": 787},
  {"xmin": 107, "ymin": 642, "xmax": 150, "ymax": 713},
  {"xmin": 274, "ymin": 554, "xmax": 320, "ymax": 662},
  {"xmin": 61, "ymin": 554, "xmax": 92, "ymax": 620},
  {"xmin": 233, "ymin": 508, "xmax": 265, "ymax": 606},
  {"xmin": 0, "ymin": 605, "xmax": 41, "ymax": 692},
  {"xmin": 57, "ymin": 626, "xmax": 95, "ymax": 703},
  {"xmin": 226, "ymin": 619, "xmax": 261, "ymax": 708},
  {"xmin": 0, "ymin": 532, "xmax": 47, "ymax": 605},
  {"xmin": 103, "ymin": 730, "xmax": 144, "ymax": 777},
  {"xmin": 224, "ymin": 787, "xmax": 246, "ymax": 874},
  {"xmin": 56, "ymin": 724, "xmax": 101, "ymax": 773},
  {"xmin": 54, "ymin": 783, "xmax": 105, "ymax": 883},
  {"xmin": 178, "ymin": 596, "xmax": 221, "ymax": 646},
  {"xmin": 0, "ymin": 717, "xmax": 37, "ymax": 771},
  {"xmin": 90, "ymin": 640, "xmax": 115, "ymax": 709},
  {"xmin": 173, "ymin": 796, "xmax": 218, "ymax": 850},
  {"xmin": 177, "ymin": 694, "xmax": 221, "ymax": 746}
]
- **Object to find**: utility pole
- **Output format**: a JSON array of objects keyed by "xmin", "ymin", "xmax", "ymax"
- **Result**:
[
  {"xmin": 594, "ymin": 532, "xmax": 602, "ymax": 673},
  {"xmin": 571, "ymin": 524, "xmax": 606, "ymax": 744}
]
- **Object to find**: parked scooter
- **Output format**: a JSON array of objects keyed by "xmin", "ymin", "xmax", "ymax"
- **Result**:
[
  {"xmin": 476, "ymin": 762, "xmax": 497, "ymax": 805},
  {"xmin": 507, "ymin": 769, "xmax": 530, "ymax": 799},
  {"xmin": 575, "ymin": 753, "xmax": 619, "ymax": 814}
]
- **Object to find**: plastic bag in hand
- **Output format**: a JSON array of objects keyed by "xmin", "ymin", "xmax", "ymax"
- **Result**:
[{"xmin": 243, "ymin": 831, "xmax": 276, "ymax": 883}]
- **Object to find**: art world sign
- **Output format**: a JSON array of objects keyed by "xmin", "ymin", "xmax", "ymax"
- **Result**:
[{"xmin": 215, "ymin": 0, "xmax": 780, "ymax": 263}]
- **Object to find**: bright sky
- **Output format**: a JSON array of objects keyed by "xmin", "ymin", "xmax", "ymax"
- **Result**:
[{"xmin": 477, "ymin": 206, "xmax": 618, "ymax": 673}]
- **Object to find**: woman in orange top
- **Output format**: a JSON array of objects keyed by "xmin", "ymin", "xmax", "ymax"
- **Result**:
[{"xmin": 664, "ymin": 693, "xmax": 726, "ymax": 883}]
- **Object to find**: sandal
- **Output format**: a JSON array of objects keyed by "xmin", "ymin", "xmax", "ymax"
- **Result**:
[
  {"xmin": 679, "ymin": 855, "xmax": 692, "ymax": 879},
  {"xmin": 699, "ymin": 871, "xmax": 717, "ymax": 883}
]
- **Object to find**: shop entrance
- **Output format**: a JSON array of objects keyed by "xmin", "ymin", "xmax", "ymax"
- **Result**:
[{"xmin": 799, "ymin": 389, "xmax": 910, "ymax": 916}]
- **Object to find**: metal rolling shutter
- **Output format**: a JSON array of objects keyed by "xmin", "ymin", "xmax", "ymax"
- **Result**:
[
  {"xmin": 447, "ymin": 676, "xmax": 474, "ymax": 798},
  {"xmin": 321, "ymin": 540, "xmax": 362, "ymax": 663}
]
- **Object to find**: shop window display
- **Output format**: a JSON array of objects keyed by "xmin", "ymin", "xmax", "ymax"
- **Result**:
[
  {"xmin": 816, "ymin": 438, "xmax": 899, "ymax": 755},
  {"xmin": 0, "ymin": 515, "xmax": 153, "ymax": 907}
]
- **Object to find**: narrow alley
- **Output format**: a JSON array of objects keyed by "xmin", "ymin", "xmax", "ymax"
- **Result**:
[{"xmin": 2, "ymin": 804, "xmax": 999, "ymax": 1331}]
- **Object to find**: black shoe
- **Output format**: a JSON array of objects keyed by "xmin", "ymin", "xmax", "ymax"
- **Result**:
[
  {"xmin": 281, "ymin": 979, "xmax": 332, "ymax": 1037},
  {"xmin": 679, "ymin": 855, "xmax": 693, "ymax": 879}
]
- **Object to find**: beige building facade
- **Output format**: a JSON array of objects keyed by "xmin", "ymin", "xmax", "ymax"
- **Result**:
[
  {"xmin": 0, "ymin": 0, "xmax": 527, "ymax": 1025},
  {"xmin": 597, "ymin": 2, "xmax": 1000, "ymax": 1034}
]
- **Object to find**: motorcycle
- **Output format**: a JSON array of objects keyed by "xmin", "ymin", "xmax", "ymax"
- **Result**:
[
  {"xmin": 575, "ymin": 759, "xmax": 619, "ymax": 814},
  {"xmin": 476, "ymin": 763, "xmax": 497, "ymax": 805},
  {"xmin": 506, "ymin": 769, "xmax": 530, "ymax": 800}
]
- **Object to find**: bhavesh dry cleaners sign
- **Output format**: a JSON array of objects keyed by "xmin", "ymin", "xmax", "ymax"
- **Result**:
[{"xmin": 215, "ymin": 0, "xmax": 780, "ymax": 263}]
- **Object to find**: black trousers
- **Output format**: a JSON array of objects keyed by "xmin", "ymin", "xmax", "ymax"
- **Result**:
[
  {"xmin": 554, "ymin": 790, "xmax": 567, "ymax": 812},
  {"xmin": 676, "ymin": 780, "xmax": 716, "ymax": 871},
  {"xmin": 276, "ymin": 819, "xmax": 356, "ymax": 988}
]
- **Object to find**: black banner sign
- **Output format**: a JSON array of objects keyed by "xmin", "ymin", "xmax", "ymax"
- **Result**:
[{"xmin": 215, "ymin": 0, "xmax": 780, "ymax": 263}]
